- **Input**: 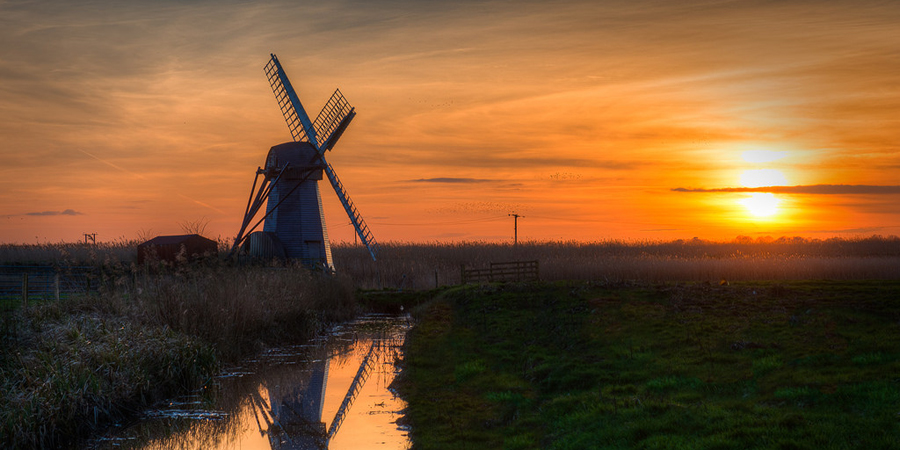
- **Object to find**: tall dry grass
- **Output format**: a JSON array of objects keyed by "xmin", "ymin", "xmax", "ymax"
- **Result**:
[
  {"xmin": 0, "ymin": 240, "xmax": 139, "ymax": 266},
  {"xmin": 0, "ymin": 237, "xmax": 231, "ymax": 267},
  {"xmin": 333, "ymin": 235, "xmax": 900, "ymax": 289},
  {"xmin": 121, "ymin": 265, "xmax": 357, "ymax": 357},
  {"xmin": 1, "ymin": 305, "xmax": 216, "ymax": 449},
  {"xmin": 3, "ymin": 235, "xmax": 899, "ymax": 291},
  {"xmin": 1, "ymin": 261, "xmax": 356, "ymax": 449}
]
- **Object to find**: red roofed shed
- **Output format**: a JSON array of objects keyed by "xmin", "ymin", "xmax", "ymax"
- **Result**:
[{"xmin": 137, "ymin": 234, "xmax": 218, "ymax": 264}]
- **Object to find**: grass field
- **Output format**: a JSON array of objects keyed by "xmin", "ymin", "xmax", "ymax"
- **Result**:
[
  {"xmin": 2, "ymin": 237, "xmax": 899, "ymax": 448},
  {"xmin": 398, "ymin": 281, "xmax": 900, "ymax": 449}
]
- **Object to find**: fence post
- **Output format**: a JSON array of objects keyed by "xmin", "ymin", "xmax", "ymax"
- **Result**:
[
  {"xmin": 435, "ymin": 269, "xmax": 439, "ymax": 289},
  {"xmin": 55, "ymin": 273, "xmax": 60, "ymax": 302},
  {"xmin": 460, "ymin": 265, "xmax": 466, "ymax": 284},
  {"xmin": 21, "ymin": 273, "xmax": 28, "ymax": 308}
]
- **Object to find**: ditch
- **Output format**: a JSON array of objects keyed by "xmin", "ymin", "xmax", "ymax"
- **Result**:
[{"xmin": 86, "ymin": 314, "xmax": 412, "ymax": 450}]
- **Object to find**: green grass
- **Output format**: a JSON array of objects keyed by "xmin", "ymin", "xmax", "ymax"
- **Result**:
[{"xmin": 398, "ymin": 280, "xmax": 900, "ymax": 449}]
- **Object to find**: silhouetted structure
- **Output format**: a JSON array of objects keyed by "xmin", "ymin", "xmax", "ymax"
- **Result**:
[
  {"xmin": 137, "ymin": 234, "xmax": 217, "ymax": 264},
  {"xmin": 232, "ymin": 54, "xmax": 379, "ymax": 271}
]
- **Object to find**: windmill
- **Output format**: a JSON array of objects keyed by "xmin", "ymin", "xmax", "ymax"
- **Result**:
[{"xmin": 232, "ymin": 54, "xmax": 379, "ymax": 270}]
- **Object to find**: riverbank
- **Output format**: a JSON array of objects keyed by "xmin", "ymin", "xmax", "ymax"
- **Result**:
[
  {"xmin": 398, "ymin": 281, "xmax": 900, "ymax": 449},
  {"xmin": 0, "ymin": 265, "xmax": 357, "ymax": 449},
  {"xmin": 88, "ymin": 313, "xmax": 412, "ymax": 450}
]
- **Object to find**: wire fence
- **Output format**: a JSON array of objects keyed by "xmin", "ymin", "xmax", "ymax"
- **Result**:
[{"xmin": 0, "ymin": 265, "xmax": 99, "ymax": 308}]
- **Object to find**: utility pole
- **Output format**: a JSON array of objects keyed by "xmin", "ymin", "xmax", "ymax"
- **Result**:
[{"xmin": 509, "ymin": 213, "xmax": 522, "ymax": 245}]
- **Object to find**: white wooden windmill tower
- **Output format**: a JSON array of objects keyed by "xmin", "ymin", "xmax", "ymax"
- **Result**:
[{"xmin": 232, "ymin": 54, "xmax": 379, "ymax": 270}]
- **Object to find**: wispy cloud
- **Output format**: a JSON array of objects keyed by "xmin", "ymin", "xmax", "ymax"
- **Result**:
[
  {"xmin": 25, "ymin": 209, "xmax": 83, "ymax": 216},
  {"xmin": 77, "ymin": 149, "xmax": 146, "ymax": 180},
  {"xmin": 672, "ymin": 185, "xmax": 900, "ymax": 195},
  {"xmin": 807, "ymin": 226, "xmax": 900, "ymax": 234},
  {"xmin": 3, "ymin": 0, "xmax": 900, "ymax": 243}
]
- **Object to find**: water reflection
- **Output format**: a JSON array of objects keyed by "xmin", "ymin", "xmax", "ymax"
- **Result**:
[{"xmin": 89, "ymin": 314, "xmax": 411, "ymax": 450}]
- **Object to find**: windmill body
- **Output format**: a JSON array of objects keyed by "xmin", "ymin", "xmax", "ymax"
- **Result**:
[
  {"xmin": 261, "ymin": 142, "xmax": 333, "ymax": 268},
  {"xmin": 233, "ymin": 54, "xmax": 379, "ymax": 269}
]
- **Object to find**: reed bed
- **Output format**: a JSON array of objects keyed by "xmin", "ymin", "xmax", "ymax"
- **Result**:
[
  {"xmin": 3, "ymin": 236, "xmax": 899, "ymax": 291},
  {"xmin": 1, "ymin": 306, "xmax": 216, "ymax": 450},
  {"xmin": 0, "ymin": 240, "xmax": 140, "ymax": 266},
  {"xmin": 122, "ymin": 264, "xmax": 357, "ymax": 357},
  {"xmin": 332, "ymin": 235, "xmax": 900, "ymax": 289},
  {"xmin": 0, "ymin": 263, "xmax": 355, "ymax": 449}
]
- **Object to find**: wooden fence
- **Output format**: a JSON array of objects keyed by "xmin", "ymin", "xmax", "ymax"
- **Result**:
[{"xmin": 460, "ymin": 260, "xmax": 539, "ymax": 284}]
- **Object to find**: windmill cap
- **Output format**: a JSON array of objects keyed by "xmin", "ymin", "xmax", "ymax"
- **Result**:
[{"xmin": 265, "ymin": 141, "xmax": 324, "ymax": 179}]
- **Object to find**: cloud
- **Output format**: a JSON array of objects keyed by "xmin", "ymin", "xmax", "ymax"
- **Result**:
[
  {"xmin": 428, "ymin": 201, "xmax": 523, "ymax": 215},
  {"xmin": 672, "ymin": 185, "xmax": 900, "ymax": 195},
  {"xmin": 410, "ymin": 177, "xmax": 494, "ymax": 183},
  {"xmin": 25, "ymin": 209, "xmax": 84, "ymax": 216},
  {"xmin": 806, "ymin": 226, "xmax": 900, "ymax": 234},
  {"xmin": 3, "ymin": 0, "xmax": 900, "ymax": 243}
]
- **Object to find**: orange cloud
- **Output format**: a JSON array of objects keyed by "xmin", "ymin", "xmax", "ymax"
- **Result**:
[{"xmin": 2, "ymin": 0, "xmax": 900, "ymax": 243}]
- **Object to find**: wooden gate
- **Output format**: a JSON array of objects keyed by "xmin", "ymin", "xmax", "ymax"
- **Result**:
[{"xmin": 460, "ymin": 260, "xmax": 539, "ymax": 284}]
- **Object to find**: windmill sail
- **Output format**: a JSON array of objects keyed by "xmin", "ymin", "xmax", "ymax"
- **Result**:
[
  {"xmin": 324, "ymin": 163, "xmax": 379, "ymax": 261},
  {"xmin": 310, "ymin": 89, "xmax": 378, "ymax": 260},
  {"xmin": 314, "ymin": 89, "xmax": 356, "ymax": 151},
  {"xmin": 265, "ymin": 54, "xmax": 319, "ymax": 148}
]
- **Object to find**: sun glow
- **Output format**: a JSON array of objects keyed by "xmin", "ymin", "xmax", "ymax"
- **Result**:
[
  {"xmin": 740, "ymin": 193, "xmax": 781, "ymax": 218},
  {"xmin": 737, "ymin": 169, "xmax": 787, "ymax": 219},
  {"xmin": 741, "ymin": 150, "xmax": 787, "ymax": 164},
  {"xmin": 740, "ymin": 169, "xmax": 788, "ymax": 188}
]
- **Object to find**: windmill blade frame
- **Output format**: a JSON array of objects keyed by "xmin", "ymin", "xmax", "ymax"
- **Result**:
[
  {"xmin": 324, "ymin": 163, "xmax": 379, "ymax": 261},
  {"xmin": 314, "ymin": 89, "xmax": 356, "ymax": 152},
  {"xmin": 264, "ymin": 54, "xmax": 319, "ymax": 148}
]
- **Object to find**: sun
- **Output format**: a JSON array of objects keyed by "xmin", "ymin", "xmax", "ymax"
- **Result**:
[
  {"xmin": 739, "ymin": 193, "xmax": 780, "ymax": 218},
  {"xmin": 736, "ymin": 168, "xmax": 786, "ymax": 218}
]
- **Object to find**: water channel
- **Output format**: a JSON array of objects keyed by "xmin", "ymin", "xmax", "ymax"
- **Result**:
[{"xmin": 89, "ymin": 314, "xmax": 412, "ymax": 450}]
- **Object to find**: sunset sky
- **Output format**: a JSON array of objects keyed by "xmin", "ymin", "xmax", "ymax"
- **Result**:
[{"xmin": 2, "ymin": 0, "xmax": 899, "ymax": 244}]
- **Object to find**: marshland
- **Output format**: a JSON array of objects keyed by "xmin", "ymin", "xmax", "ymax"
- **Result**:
[{"xmin": 1, "ymin": 235, "xmax": 899, "ymax": 448}]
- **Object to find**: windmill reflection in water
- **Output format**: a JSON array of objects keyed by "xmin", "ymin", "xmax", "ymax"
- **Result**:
[{"xmin": 247, "ymin": 320, "xmax": 408, "ymax": 450}]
